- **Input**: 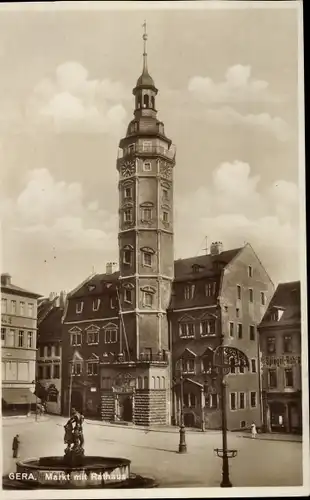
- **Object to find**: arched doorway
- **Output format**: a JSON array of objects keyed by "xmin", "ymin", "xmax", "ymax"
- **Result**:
[{"xmin": 71, "ymin": 390, "xmax": 83, "ymax": 413}]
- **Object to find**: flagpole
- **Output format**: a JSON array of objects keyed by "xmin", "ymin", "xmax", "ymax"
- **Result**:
[{"xmin": 68, "ymin": 359, "xmax": 73, "ymax": 418}]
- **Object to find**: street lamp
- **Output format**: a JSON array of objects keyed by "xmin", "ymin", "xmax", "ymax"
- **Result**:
[
  {"xmin": 213, "ymin": 343, "xmax": 249, "ymax": 488},
  {"xmin": 176, "ymin": 358, "xmax": 187, "ymax": 454}
]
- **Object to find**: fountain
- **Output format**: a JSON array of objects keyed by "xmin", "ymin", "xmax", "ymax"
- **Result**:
[{"xmin": 3, "ymin": 409, "xmax": 156, "ymax": 489}]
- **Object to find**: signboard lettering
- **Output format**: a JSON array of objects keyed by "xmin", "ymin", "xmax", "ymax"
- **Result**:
[{"xmin": 262, "ymin": 355, "xmax": 301, "ymax": 367}]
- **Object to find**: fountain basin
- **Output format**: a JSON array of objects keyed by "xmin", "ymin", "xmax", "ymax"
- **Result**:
[{"xmin": 12, "ymin": 456, "xmax": 131, "ymax": 488}]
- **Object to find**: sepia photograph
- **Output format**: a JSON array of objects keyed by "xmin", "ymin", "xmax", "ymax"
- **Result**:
[{"xmin": 0, "ymin": 0, "xmax": 307, "ymax": 497}]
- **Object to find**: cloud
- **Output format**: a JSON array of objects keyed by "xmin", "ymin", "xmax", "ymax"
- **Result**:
[
  {"xmin": 188, "ymin": 65, "xmax": 279, "ymax": 104},
  {"xmin": 1, "ymin": 168, "xmax": 117, "ymax": 252},
  {"xmin": 175, "ymin": 160, "xmax": 299, "ymax": 284},
  {"xmin": 26, "ymin": 61, "xmax": 127, "ymax": 134},
  {"xmin": 206, "ymin": 106, "xmax": 290, "ymax": 141}
]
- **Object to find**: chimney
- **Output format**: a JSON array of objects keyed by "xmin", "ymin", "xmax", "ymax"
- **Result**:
[
  {"xmin": 210, "ymin": 241, "xmax": 223, "ymax": 256},
  {"xmin": 106, "ymin": 262, "xmax": 118, "ymax": 275},
  {"xmin": 1, "ymin": 273, "xmax": 11, "ymax": 286},
  {"xmin": 49, "ymin": 292, "xmax": 56, "ymax": 301},
  {"xmin": 59, "ymin": 290, "xmax": 67, "ymax": 308}
]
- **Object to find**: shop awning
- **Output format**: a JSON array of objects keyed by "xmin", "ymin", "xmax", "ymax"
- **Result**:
[{"xmin": 2, "ymin": 388, "xmax": 39, "ymax": 405}]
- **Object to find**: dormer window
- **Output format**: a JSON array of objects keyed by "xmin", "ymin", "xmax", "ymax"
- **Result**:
[
  {"xmin": 92, "ymin": 299, "xmax": 100, "ymax": 312},
  {"xmin": 205, "ymin": 282, "xmax": 216, "ymax": 296},
  {"xmin": 184, "ymin": 285, "xmax": 195, "ymax": 300},
  {"xmin": 110, "ymin": 297, "xmax": 116, "ymax": 309},
  {"xmin": 76, "ymin": 302, "xmax": 83, "ymax": 314}
]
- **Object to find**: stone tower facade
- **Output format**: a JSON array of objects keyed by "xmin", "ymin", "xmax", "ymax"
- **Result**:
[{"xmin": 115, "ymin": 26, "xmax": 176, "ymax": 424}]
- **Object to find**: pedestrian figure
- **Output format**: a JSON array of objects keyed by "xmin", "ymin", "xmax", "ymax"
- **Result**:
[
  {"xmin": 12, "ymin": 434, "xmax": 20, "ymax": 458},
  {"xmin": 251, "ymin": 422, "xmax": 257, "ymax": 439}
]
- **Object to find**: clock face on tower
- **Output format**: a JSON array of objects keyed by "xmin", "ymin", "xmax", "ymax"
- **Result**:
[{"xmin": 121, "ymin": 160, "xmax": 135, "ymax": 178}]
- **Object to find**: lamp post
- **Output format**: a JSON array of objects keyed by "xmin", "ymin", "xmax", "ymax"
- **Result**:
[
  {"xmin": 213, "ymin": 343, "xmax": 249, "ymax": 488},
  {"xmin": 177, "ymin": 358, "xmax": 187, "ymax": 453}
]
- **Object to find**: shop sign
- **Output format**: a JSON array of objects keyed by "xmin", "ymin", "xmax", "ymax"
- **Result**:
[{"xmin": 262, "ymin": 355, "xmax": 301, "ymax": 367}]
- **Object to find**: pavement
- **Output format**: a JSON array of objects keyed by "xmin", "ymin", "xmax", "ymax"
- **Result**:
[{"xmin": 2, "ymin": 414, "xmax": 303, "ymax": 488}]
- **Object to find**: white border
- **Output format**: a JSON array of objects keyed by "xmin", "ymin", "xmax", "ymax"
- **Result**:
[{"xmin": 0, "ymin": 1, "xmax": 307, "ymax": 499}]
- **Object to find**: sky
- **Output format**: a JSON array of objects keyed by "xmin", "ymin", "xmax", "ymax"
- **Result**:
[{"xmin": 0, "ymin": 2, "xmax": 303, "ymax": 297}]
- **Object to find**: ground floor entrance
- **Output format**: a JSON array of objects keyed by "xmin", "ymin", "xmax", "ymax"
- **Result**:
[
  {"xmin": 266, "ymin": 395, "xmax": 302, "ymax": 434},
  {"xmin": 115, "ymin": 393, "xmax": 133, "ymax": 422}
]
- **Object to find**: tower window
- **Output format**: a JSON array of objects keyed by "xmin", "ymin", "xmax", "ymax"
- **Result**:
[
  {"xmin": 143, "ymin": 141, "xmax": 152, "ymax": 152},
  {"xmin": 162, "ymin": 189, "xmax": 169, "ymax": 200},
  {"xmin": 237, "ymin": 285, "xmax": 241, "ymax": 300},
  {"xmin": 163, "ymin": 211, "xmax": 169, "ymax": 223},
  {"xmin": 248, "ymin": 266, "xmax": 253, "ymax": 277},
  {"xmin": 123, "ymin": 250, "xmax": 131, "ymax": 265},
  {"xmin": 249, "ymin": 325, "xmax": 255, "ymax": 341},
  {"xmin": 143, "ymin": 94, "xmax": 149, "ymax": 108},
  {"xmin": 143, "ymin": 252, "xmax": 152, "ymax": 267},
  {"xmin": 143, "ymin": 162, "xmax": 151, "ymax": 171},
  {"xmin": 141, "ymin": 207, "xmax": 152, "ymax": 220},
  {"xmin": 237, "ymin": 323, "xmax": 243, "ymax": 339},
  {"xmin": 151, "ymin": 96, "xmax": 155, "ymax": 109},
  {"xmin": 124, "ymin": 209, "xmax": 132, "ymax": 222},
  {"xmin": 249, "ymin": 288, "xmax": 254, "ymax": 303},
  {"xmin": 124, "ymin": 187, "xmax": 132, "ymax": 199},
  {"xmin": 143, "ymin": 292, "xmax": 153, "ymax": 307},
  {"xmin": 124, "ymin": 289, "xmax": 132, "ymax": 303},
  {"xmin": 261, "ymin": 292, "xmax": 266, "ymax": 305}
]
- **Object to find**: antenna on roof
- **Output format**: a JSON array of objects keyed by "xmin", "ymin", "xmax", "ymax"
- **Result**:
[
  {"xmin": 91, "ymin": 266, "xmax": 96, "ymax": 275},
  {"xmin": 204, "ymin": 236, "xmax": 208, "ymax": 255}
]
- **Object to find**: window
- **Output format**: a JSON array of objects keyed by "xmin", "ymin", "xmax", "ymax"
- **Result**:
[
  {"xmin": 87, "ymin": 331, "xmax": 99, "ymax": 344},
  {"xmin": 261, "ymin": 292, "xmax": 266, "ymax": 306},
  {"xmin": 55, "ymin": 344, "xmax": 60, "ymax": 356},
  {"xmin": 236, "ymin": 308, "xmax": 240, "ymax": 318},
  {"xmin": 179, "ymin": 322, "xmax": 195, "ymax": 338},
  {"xmin": 143, "ymin": 161, "xmax": 151, "ymax": 171},
  {"xmin": 267, "ymin": 336, "xmax": 276, "ymax": 353},
  {"xmin": 248, "ymin": 266, "xmax": 253, "ymax": 277},
  {"xmin": 20, "ymin": 302, "xmax": 25, "ymax": 316},
  {"xmin": 250, "ymin": 392, "xmax": 257, "ymax": 408},
  {"xmin": 105, "ymin": 329, "xmax": 117, "ymax": 343},
  {"xmin": 249, "ymin": 288, "xmax": 253, "ymax": 303},
  {"xmin": 87, "ymin": 362, "xmax": 99, "ymax": 376},
  {"xmin": 143, "ymin": 252, "xmax": 152, "ymax": 267},
  {"xmin": 1, "ymin": 298, "xmax": 7, "ymax": 313},
  {"xmin": 205, "ymin": 282, "xmax": 216, "ymax": 296},
  {"xmin": 76, "ymin": 302, "xmax": 83, "ymax": 314},
  {"xmin": 249, "ymin": 325, "xmax": 255, "ymax": 341},
  {"xmin": 143, "ymin": 292, "xmax": 153, "ymax": 307},
  {"xmin": 53, "ymin": 364, "xmax": 60, "ymax": 379},
  {"xmin": 202, "ymin": 358, "xmax": 212, "ymax": 373},
  {"xmin": 162, "ymin": 189, "xmax": 169, "ymax": 200},
  {"xmin": 163, "ymin": 211, "xmax": 169, "ymax": 223},
  {"xmin": 38, "ymin": 365, "xmax": 44, "ymax": 380},
  {"xmin": 47, "ymin": 345, "xmax": 52, "ymax": 357},
  {"xmin": 124, "ymin": 209, "xmax": 132, "ymax": 222},
  {"xmin": 27, "ymin": 331, "xmax": 33, "ymax": 348},
  {"xmin": 283, "ymin": 335, "xmax": 293, "ymax": 353},
  {"xmin": 11, "ymin": 300, "xmax": 17, "ymax": 314},
  {"xmin": 28, "ymin": 303, "xmax": 34, "ymax": 317},
  {"xmin": 18, "ymin": 330, "xmax": 24, "ymax": 347},
  {"xmin": 1, "ymin": 328, "xmax": 5, "ymax": 347},
  {"xmin": 230, "ymin": 358, "xmax": 236, "ymax": 374},
  {"xmin": 71, "ymin": 333, "xmax": 82, "ymax": 346},
  {"xmin": 142, "ymin": 207, "xmax": 152, "ymax": 220},
  {"xmin": 123, "ymin": 250, "xmax": 131, "ymax": 265},
  {"xmin": 182, "ymin": 359, "xmax": 195, "ymax": 374},
  {"xmin": 237, "ymin": 323, "xmax": 243, "ymax": 339},
  {"xmin": 142, "ymin": 141, "xmax": 152, "ymax": 152},
  {"xmin": 200, "ymin": 320, "xmax": 215, "ymax": 336},
  {"xmin": 124, "ymin": 187, "xmax": 132, "ymax": 198},
  {"xmin": 230, "ymin": 393, "xmax": 237, "ymax": 410},
  {"xmin": 46, "ymin": 365, "xmax": 52, "ymax": 379},
  {"xmin": 284, "ymin": 368, "xmax": 293, "ymax": 387},
  {"xmin": 251, "ymin": 359, "xmax": 257, "ymax": 373},
  {"xmin": 210, "ymin": 394, "xmax": 218, "ymax": 409},
  {"xmin": 128, "ymin": 144, "xmax": 135, "ymax": 154},
  {"xmin": 39, "ymin": 345, "xmax": 45, "ymax": 357},
  {"xmin": 72, "ymin": 362, "xmax": 82, "ymax": 376},
  {"xmin": 229, "ymin": 322, "xmax": 234, "ymax": 338},
  {"xmin": 7, "ymin": 329, "xmax": 15, "ymax": 347},
  {"xmin": 189, "ymin": 393, "xmax": 196, "ymax": 407},
  {"xmin": 93, "ymin": 299, "xmax": 100, "ymax": 311},
  {"xmin": 239, "ymin": 392, "xmax": 245, "ymax": 409},
  {"xmin": 237, "ymin": 285, "xmax": 241, "ymax": 300},
  {"xmin": 184, "ymin": 285, "xmax": 195, "ymax": 300},
  {"xmin": 239, "ymin": 363, "xmax": 245, "ymax": 374},
  {"xmin": 268, "ymin": 369, "xmax": 277, "ymax": 388},
  {"xmin": 124, "ymin": 289, "xmax": 132, "ymax": 303}
]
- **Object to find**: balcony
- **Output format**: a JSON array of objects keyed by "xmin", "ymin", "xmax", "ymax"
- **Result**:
[
  {"xmin": 101, "ymin": 350, "xmax": 169, "ymax": 366},
  {"xmin": 117, "ymin": 144, "xmax": 176, "ymax": 163}
]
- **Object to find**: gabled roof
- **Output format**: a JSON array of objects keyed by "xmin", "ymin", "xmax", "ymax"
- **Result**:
[
  {"xmin": 38, "ymin": 306, "xmax": 64, "ymax": 343},
  {"xmin": 173, "ymin": 339, "xmax": 219, "ymax": 360},
  {"xmin": 68, "ymin": 271, "xmax": 120, "ymax": 299},
  {"xmin": 1, "ymin": 282, "xmax": 42, "ymax": 299},
  {"xmin": 259, "ymin": 281, "xmax": 301, "ymax": 328},
  {"xmin": 174, "ymin": 248, "xmax": 243, "ymax": 282}
]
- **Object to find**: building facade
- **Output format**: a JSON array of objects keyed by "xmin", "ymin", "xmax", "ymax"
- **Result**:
[
  {"xmin": 37, "ymin": 293, "xmax": 66, "ymax": 414},
  {"xmin": 170, "ymin": 243, "xmax": 274, "ymax": 431},
  {"xmin": 258, "ymin": 281, "xmax": 302, "ymax": 434},
  {"xmin": 1, "ymin": 273, "xmax": 41, "ymax": 415}
]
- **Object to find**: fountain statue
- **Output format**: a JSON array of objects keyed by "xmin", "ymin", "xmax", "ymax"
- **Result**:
[{"xmin": 3, "ymin": 409, "xmax": 156, "ymax": 489}]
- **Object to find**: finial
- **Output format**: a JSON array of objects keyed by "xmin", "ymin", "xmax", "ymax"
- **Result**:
[{"xmin": 142, "ymin": 20, "xmax": 148, "ymax": 72}]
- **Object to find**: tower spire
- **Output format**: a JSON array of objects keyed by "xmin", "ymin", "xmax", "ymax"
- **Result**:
[{"xmin": 142, "ymin": 20, "xmax": 148, "ymax": 73}]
